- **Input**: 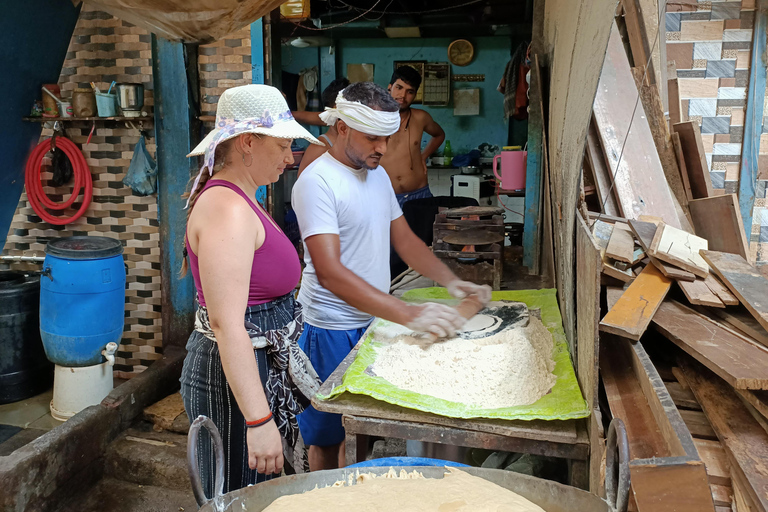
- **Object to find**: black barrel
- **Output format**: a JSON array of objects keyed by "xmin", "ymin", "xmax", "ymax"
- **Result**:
[{"xmin": 0, "ymin": 271, "xmax": 53, "ymax": 404}]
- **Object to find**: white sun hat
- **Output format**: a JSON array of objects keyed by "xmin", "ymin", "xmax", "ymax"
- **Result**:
[{"xmin": 185, "ymin": 84, "xmax": 322, "ymax": 205}]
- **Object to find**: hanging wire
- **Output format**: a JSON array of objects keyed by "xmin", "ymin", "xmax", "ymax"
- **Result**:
[
  {"xmin": 589, "ymin": 0, "xmax": 670, "ymax": 229},
  {"xmin": 335, "ymin": 0, "xmax": 485, "ymax": 15},
  {"xmin": 281, "ymin": 0, "xmax": 383, "ymax": 31}
]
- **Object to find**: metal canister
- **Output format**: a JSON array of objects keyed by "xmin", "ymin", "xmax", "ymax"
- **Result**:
[{"xmin": 115, "ymin": 83, "xmax": 144, "ymax": 116}]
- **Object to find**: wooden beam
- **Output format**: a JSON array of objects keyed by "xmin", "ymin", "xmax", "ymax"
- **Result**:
[
  {"xmin": 700, "ymin": 251, "xmax": 768, "ymax": 332},
  {"xmin": 682, "ymin": 360, "xmax": 768, "ymax": 512},
  {"xmin": 688, "ymin": 195, "xmax": 750, "ymax": 261},
  {"xmin": 152, "ymin": 35, "xmax": 196, "ymax": 347},
  {"xmin": 673, "ymin": 121, "xmax": 715, "ymax": 199},
  {"xmin": 738, "ymin": 0, "xmax": 768, "ymax": 237},
  {"xmin": 594, "ymin": 24, "xmax": 683, "ymax": 228},
  {"xmin": 629, "ymin": 464, "xmax": 716, "ymax": 512},
  {"xmin": 672, "ymin": 132, "xmax": 694, "ymax": 201},
  {"xmin": 653, "ymin": 301, "xmax": 768, "ymax": 390},
  {"xmin": 523, "ymin": 52, "xmax": 546, "ymax": 273},
  {"xmin": 621, "ymin": 0, "xmax": 654, "ymax": 84},
  {"xmin": 631, "ymin": 66, "xmax": 692, "ymax": 225},
  {"xmin": 599, "ymin": 263, "xmax": 672, "ymax": 340}
]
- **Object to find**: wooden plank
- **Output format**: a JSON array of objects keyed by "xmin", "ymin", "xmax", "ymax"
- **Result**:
[
  {"xmin": 594, "ymin": 24, "xmax": 682, "ymax": 227},
  {"xmin": 710, "ymin": 484, "xmax": 734, "ymax": 508},
  {"xmin": 673, "ymin": 366, "xmax": 691, "ymax": 391},
  {"xmin": 666, "ymin": 381, "xmax": 701, "ymax": 410},
  {"xmin": 736, "ymin": 389, "xmax": 768, "ymax": 425},
  {"xmin": 680, "ymin": 409, "xmax": 718, "ymax": 440},
  {"xmin": 600, "ymin": 338, "xmax": 673, "ymax": 459},
  {"xmin": 682, "ymin": 360, "xmax": 768, "ymax": 512},
  {"xmin": 628, "ymin": 219, "xmax": 697, "ymax": 281},
  {"xmin": 732, "ymin": 469, "xmax": 757, "ymax": 512},
  {"xmin": 630, "ymin": 464, "xmax": 717, "ymax": 512},
  {"xmin": 593, "ymin": 219, "xmax": 635, "ymax": 282},
  {"xmin": 704, "ymin": 274, "xmax": 740, "ymax": 306},
  {"xmin": 678, "ymin": 278, "xmax": 725, "ymax": 308},
  {"xmin": 739, "ymin": 1, "xmax": 768, "ymax": 237},
  {"xmin": 701, "ymin": 251, "xmax": 768, "ymax": 332},
  {"xmin": 606, "ymin": 223, "xmax": 636, "ymax": 263},
  {"xmin": 709, "ymin": 307, "xmax": 768, "ymax": 348},
  {"xmin": 576, "ymin": 214, "xmax": 601, "ymax": 411},
  {"xmin": 688, "ymin": 195, "xmax": 750, "ymax": 261},
  {"xmin": 669, "ymin": 78, "xmax": 682, "ymax": 126},
  {"xmin": 672, "ymin": 132, "xmax": 694, "ymax": 201},
  {"xmin": 621, "ymin": 0, "xmax": 654, "ymax": 83},
  {"xmin": 586, "ymin": 118, "xmax": 621, "ymax": 216},
  {"xmin": 599, "ymin": 263, "xmax": 672, "ymax": 340},
  {"xmin": 649, "ymin": 223, "xmax": 710, "ymax": 278},
  {"xmin": 652, "ymin": 300, "xmax": 768, "ymax": 390},
  {"xmin": 694, "ymin": 438, "xmax": 731, "ymax": 486},
  {"xmin": 673, "ymin": 121, "xmax": 715, "ymax": 199},
  {"xmin": 631, "ymin": 66, "xmax": 692, "ymax": 226}
]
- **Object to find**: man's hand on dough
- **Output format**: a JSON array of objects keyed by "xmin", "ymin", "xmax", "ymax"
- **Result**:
[
  {"xmin": 406, "ymin": 302, "xmax": 466, "ymax": 338},
  {"xmin": 446, "ymin": 280, "xmax": 492, "ymax": 305}
]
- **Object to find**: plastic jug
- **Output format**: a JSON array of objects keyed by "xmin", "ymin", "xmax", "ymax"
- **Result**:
[{"xmin": 493, "ymin": 146, "xmax": 527, "ymax": 191}]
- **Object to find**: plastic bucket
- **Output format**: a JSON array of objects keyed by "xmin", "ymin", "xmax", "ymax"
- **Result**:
[
  {"xmin": 40, "ymin": 237, "xmax": 126, "ymax": 366},
  {"xmin": 0, "ymin": 271, "xmax": 53, "ymax": 404},
  {"xmin": 347, "ymin": 457, "xmax": 469, "ymax": 468},
  {"xmin": 95, "ymin": 92, "xmax": 117, "ymax": 117}
]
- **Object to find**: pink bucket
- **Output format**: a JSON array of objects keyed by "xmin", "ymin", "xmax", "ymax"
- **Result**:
[{"xmin": 493, "ymin": 150, "xmax": 527, "ymax": 191}]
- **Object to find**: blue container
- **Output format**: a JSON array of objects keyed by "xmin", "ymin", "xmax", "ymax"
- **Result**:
[
  {"xmin": 347, "ymin": 457, "xmax": 469, "ymax": 469},
  {"xmin": 40, "ymin": 237, "xmax": 125, "ymax": 366}
]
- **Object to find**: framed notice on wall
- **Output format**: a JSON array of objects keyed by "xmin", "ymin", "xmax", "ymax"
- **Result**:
[
  {"xmin": 393, "ymin": 60, "xmax": 426, "ymax": 104},
  {"xmin": 423, "ymin": 63, "xmax": 451, "ymax": 106}
]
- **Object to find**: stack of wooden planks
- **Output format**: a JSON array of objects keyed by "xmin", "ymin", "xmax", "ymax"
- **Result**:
[{"xmin": 577, "ymin": 7, "xmax": 768, "ymax": 511}]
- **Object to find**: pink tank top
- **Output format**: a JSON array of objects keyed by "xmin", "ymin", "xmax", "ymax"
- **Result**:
[{"xmin": 186, "ymin": 180, "xmax": 301, "ymax": 307}]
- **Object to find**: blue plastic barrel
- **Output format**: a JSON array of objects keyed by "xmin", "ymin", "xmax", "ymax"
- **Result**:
[
  {"xmin": 347, "ymin": 457, "xmax": 469, "ymax": 468},
  {"xmin": 40, "ymin": 237, "xmax": 125, "ymax": 366}
]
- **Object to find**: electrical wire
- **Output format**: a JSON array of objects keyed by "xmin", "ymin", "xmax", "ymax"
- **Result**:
[
  {"xmin": 589, "ymin": 0, "xmax": 669, "ymax": 229},
  {"xmin": 335, "ymin": 0, "xmax": 485, "ymax": 15},
  {"xmin": 281, "ymin": 0, "xmax": 383, "ymax": 31}
]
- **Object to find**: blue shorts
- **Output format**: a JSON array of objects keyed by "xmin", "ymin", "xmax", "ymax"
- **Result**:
[
  {"xmin": 297, "ymin": 322, "xmax": 370, "ymax": 447},
  {"xmin": 395, "ymin": 185, "xmax": 432, "ymax": 209}
]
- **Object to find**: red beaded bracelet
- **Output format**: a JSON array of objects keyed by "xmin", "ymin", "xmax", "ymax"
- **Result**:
[{"xmin": 245, "ymin": 412, "xmax": 273, "ymax": 429}]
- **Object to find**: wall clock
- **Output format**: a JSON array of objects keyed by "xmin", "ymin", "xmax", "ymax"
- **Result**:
[{"xmin": 448, "ymin": 39, "xmax": 474, "ymax": 67}]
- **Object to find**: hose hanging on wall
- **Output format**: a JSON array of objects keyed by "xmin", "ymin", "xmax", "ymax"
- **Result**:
[{"xmin": 25, "ymin": 135, "xmax": 92, "ymax": 225}]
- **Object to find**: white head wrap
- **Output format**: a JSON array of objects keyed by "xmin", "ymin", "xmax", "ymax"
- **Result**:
[{"xmin": 318, "ymin": 92, "xmax": 401, "ymax": 136}]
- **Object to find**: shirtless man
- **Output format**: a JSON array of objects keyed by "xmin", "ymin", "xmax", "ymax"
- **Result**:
[{"xmin": 382, "ymin": 66, "xmax": 445, "ymax": 207}]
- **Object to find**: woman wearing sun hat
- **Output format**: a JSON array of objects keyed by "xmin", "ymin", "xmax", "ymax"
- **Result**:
[{"xmin": 179, "ymin": 84, "xmax": 323, "ymax": 497}]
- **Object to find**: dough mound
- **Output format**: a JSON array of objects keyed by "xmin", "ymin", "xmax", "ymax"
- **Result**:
[{"xmin": 263, "ymin": 467, "xmax": 545, "ymax": 511}]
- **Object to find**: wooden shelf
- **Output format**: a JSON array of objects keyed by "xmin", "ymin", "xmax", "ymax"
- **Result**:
[{"xmin": 23, "ymin": 116, "xmax": 153, "ymax": 122}]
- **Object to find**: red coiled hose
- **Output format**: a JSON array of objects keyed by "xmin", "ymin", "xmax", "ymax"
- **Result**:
[{"xmin": 25, "ymin": 137, "xmax": 92, "ymax": 225}]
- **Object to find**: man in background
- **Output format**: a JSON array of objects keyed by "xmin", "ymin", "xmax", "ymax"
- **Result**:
[{"xmin": 381, "ymin": 66, "xmax": 445, "ymax": 208}]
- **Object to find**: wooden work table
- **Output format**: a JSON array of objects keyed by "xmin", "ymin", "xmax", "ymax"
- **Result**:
[{"xmin": 313, "ymin": 341, "xmax": 591, "ymax": 488}]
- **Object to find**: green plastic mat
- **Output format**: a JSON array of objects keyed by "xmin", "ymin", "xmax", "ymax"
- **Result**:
[{"xmin": 320, "ymin": 287, "xmax": 589, "ymax": 421}]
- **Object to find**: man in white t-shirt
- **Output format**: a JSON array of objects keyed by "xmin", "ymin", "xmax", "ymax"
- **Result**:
[{"xmin": 292, "ymin": 82, "xmax": 491, "ymax": 471}]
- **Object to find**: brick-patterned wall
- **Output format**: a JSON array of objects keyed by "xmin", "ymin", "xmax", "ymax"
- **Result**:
[
  {"xmin": 666, "ymin": 0, "xmax": 768, "ymax": 263},
  {"xmin": 199, "ymin": 27, "xmax": 253, "ymax": 118},
  {"xmin": 1, "ymin": 6, "xmax": 161, "ymax": 376}
]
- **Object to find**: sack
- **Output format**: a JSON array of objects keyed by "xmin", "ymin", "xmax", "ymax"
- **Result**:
[{"xmin": 123, "ymin": 135, "xmax": 157, "ymax": 196}]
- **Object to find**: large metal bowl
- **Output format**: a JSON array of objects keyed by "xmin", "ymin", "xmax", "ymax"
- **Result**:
[{"xmin": 189, "ymin": 417, "xmax": 629, "ymax": 512}]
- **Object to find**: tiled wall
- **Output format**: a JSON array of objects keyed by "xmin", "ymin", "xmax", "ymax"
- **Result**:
[
  {"xmin": 666, "ymin": 0, "xmax": 768, "ymax": 263},
  {"xmin": 1, "ymin": 6, "xmax": 161, "ymax": 377},
  {"xmin": 199, "ymin": 27, "xmax": 253, "ymax": 118}
]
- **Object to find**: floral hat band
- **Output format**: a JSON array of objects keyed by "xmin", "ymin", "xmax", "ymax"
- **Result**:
[{"xmin": 185, "ymin": 84, "xmax": 322, "ymax": 209}]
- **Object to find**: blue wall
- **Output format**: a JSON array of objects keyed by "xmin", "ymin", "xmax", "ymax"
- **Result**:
[
  {"xmin": 0, "ymin": 2, "xmax": 81, "ymax": 249},
  {"xmin": 282, "ymin": 36, "xmax": 524, "ymax": 153}
]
